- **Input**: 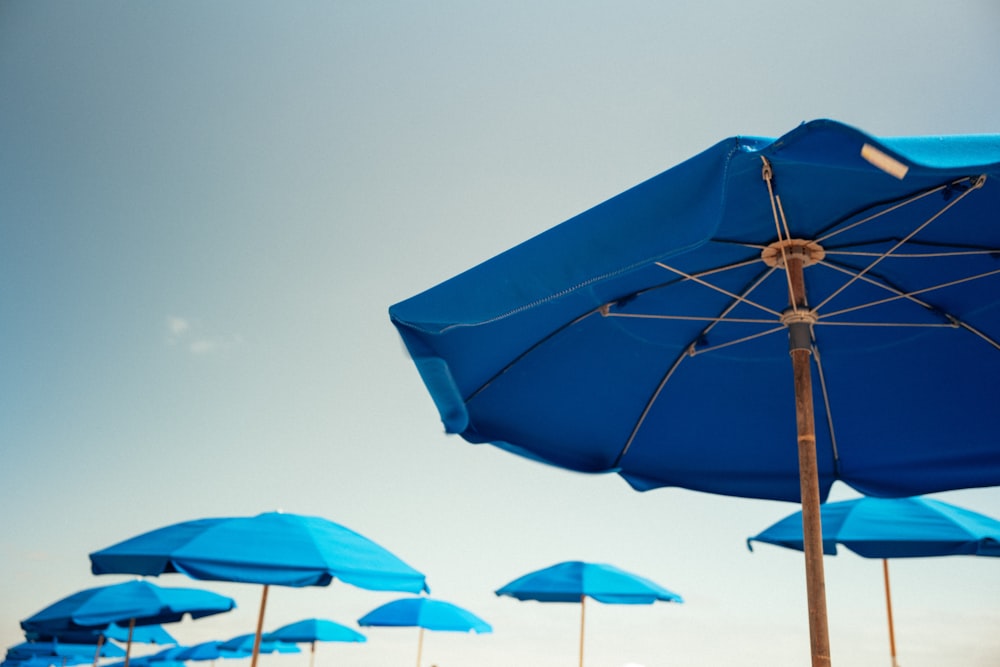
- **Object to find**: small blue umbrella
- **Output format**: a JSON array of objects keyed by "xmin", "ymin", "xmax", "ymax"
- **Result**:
[
  {"xmin": 389, "ymin": 119, "xmax": 1000, "ymax": 665},
  {"xmin": 495, "ymin": 561, "xmax": 681, "ymax": 667},
  {"xmin": 748, "ymin": 495, "xmax": 1000, "ymax": 666},
  {"xmin": 21, "ymin": 581, "xmax": 235, "ymax": 667},
  {"xmin": 358, "ymin": 598, "xmax": 490, "ymax": 667},
  {"xmin": 89, "ymin": 512, "xmax": 428, "ymax": 667},
  {"xmin": 25, "ymin": 624, "xmax": 177, "ymax": 647},
  {"xmin": 217, "ymin": 635, "xmax": 299, "ymax": 655},
  {"xmin": 6, "ymin": 642, "xmax": 125, "ymax": 662},
  {"xmin": 265, "ymin": 619, "xmax": 365, "ymax": 667}
]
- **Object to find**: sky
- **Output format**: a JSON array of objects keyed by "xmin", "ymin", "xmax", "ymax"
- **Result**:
[{"xmin": 2, "ymin": 2, "xmax": 999, "ymax": 666}]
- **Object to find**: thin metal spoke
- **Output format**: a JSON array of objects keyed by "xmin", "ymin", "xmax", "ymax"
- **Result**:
[
  {"xmin": 813, "ymin": 176, "xmax": 986, "ymax": 313},
  {"xmin": 828, "ymin": 248, "xmax": 1000, "ymax": 259},
  {"xmin": 816, "ymin": 181, "xmax": 959, "ymax": 244},
  {"xmin": 616, "ymin": 347, "xmax": 689, "ymax": 465},
  {"xmin": 654, "ymin": 261, "xmax": 783, "ymax": 317},
  {"xmin": 810, "ymin": 340, "xmax": 841, "ymax": 474},
  {"xmin": 605, "ymin": 312, "xmax": 778, "ymax": 324},
  {"xmin": 819, "ymin": 265, "xmax": 1000, "ymax": 320},
  {"xmin": 687, "ymin": 325, "xmax": 787, "ymax": 356}
]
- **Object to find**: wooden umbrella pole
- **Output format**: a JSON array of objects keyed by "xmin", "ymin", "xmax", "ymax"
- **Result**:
[
  {"xmin": 579, "ymin": 594, "xmax": 586, "ymax": 667},
  {"xmin": 416, "ymin": 626, "xmax": 424, "ymax": 667},
  {"xmin": 786, "ymin": 252, "xmax": 832, "ymax": 667},
  {"xmin": 883, "ymin": 559, "xmax": 899, "ymax": 667},
  {"xmin": 309, "ymin": 641, "xmax": 316, "ymax": 667},
  {"xmin": 124, "ymin": 617, "xmax": 136, "ymax": 667},
  {"xmin": 250, "ymin": 585, "xmax": 270, "ymax": 667},
  {"xmin": 91, "ymin": 633, "xmax": 105, "ymax": 667}
]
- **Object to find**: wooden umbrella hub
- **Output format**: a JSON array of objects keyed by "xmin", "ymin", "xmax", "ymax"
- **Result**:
[{"xmin": 761, "ymin": 239, "xmax": 825, "ymax": 269}]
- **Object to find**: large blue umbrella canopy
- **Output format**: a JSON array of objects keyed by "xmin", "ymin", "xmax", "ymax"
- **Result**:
[
  {"xmin": 265, "ymin": 619, "xmax": 365, "ymax": 667},
  {"xmin": 358, "ymin": 598, "xmax": 490, "ymax": 667},
  {"xmin": 89, "ymin": 512, "xmax": 427, "ymax": 667},
  {"xmin": 495, "ymin": 561, "xmax": 680, "ymax": 667},
  {"xmin": 748, "ymin": 496, "xmax": 1000, "ymax": 667},
  {"xmin": 389, "ymin": 119, "xmax": 1000, "ymax": 665},
  {"xmin": 6, "ymin": 643, "xmax": 125, "ymax": 661}
]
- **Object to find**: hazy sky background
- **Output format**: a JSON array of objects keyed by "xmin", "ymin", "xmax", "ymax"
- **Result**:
[{"xmin": 2, "ymin": 2, "xmax": 999, "ymax": 666}]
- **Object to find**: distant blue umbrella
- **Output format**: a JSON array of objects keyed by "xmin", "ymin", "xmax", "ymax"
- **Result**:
[
  {"xmin": 265, "ymin": 619, "xmax": 365, "ymax": 667},
  {"xmin": 6, "ymin": 642, "xmax": 124, "ymax": 661},
  {"xmin": 495, "ymin": 561, "xmax": 682, "ymax": 667},
  {"xmin": 358, "ymin": 598, "xmax": 490, "ymax": 667},
  {"xmin": 170, "ymin": 642, "xmax": 248, "ymax": 662},
  {"xmin": 26, "ymin": 624, "xmax": 177, "ymax": 647},
  {"xmin": 748, "ymin": 495, "xmax": 1000, "ymax": 667},
  {"xmin": 217, "ymin": 635, "xmax": 299, "ymax": 655},
  {"xmin": 20, "ymin": 581, "xmax": 235, "ymax": 667},
  {"xmin": 89, "ymin": 512, "xmax": 428, "ymax": 667}
]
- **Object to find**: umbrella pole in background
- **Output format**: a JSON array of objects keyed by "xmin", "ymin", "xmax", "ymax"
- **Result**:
[
  {"xmin": 123, "ymin": 617, "xmax": 136, "ymax": 667},
  {"xmin": 308, "ymin": 641, "xmax": 316, "ymax": 667},
  {"xmin": 91, "ymin": 634, "xmax": 106, "ymax": 667},
  {"xmin": 415, "ymin": 626, "xmax": 424, "ymax": 667},
  {"xmin": 783, "ymin": 243, "xmax": 832, "ymax": 667},
  {"xmin": 250, "ymin": 585, "xmax": 270, "ymax": 667},
  {"xmin": 578, "ymin": 594, "xmax": 586, "ymax": 667},
  {"xmin": 883, "ymin": 559, "xmax": 899, "ymax": 667}
]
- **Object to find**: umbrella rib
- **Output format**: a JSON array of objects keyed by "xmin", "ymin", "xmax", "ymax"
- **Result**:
[
  {"xmin": 815, "ymin": 179, "xmax": 965, "ymax": 245},
  {"xmin": 654, "ymin": 261, "xmax": 783, "ymax": 317},
  {"xmin": 812, "ymin": 175, "xmax": 987, "ymax": 313},
  {"xmin": 810, "ymin": 339, "xmax": 842, "ymax": 474},
  {"xmin": 616, "ymin": 348, "xmax": 688, "ymax": 465}
]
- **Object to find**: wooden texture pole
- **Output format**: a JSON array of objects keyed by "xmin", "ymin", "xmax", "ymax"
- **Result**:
[
  {"xmin": 123, "ymin": 618, "xmax": 136, "ymax": 667},
  {"xmin": 416, "ymin": 626, "xmax": 424, "ymax": 667},
  {"xmin": 883, "ymin": 559, "xmax": 899, "ymax": 667},
  {"xmin": 787, "ymin": 253, "xmax": 832, "ymax": 667},
  {"xmin": 91, "ymin": 633, "xmax": 105, "ymax": 667},
  {"xmin": 250, "ymin": 585, "xmax": 269, "ymax": 667},
  {"xmin": 578, "ymin": 594, "xmax": 587, "ymax": 667}
]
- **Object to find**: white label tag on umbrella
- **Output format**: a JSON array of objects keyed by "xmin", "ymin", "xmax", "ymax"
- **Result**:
[{"xmin": 861, "ymin": 143, "xmax": 909, "ymax": 179}]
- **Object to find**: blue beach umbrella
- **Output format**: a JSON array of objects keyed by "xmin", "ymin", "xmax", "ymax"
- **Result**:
[
  {"xmin": 25, "ymin": 624, "xmax": 177, "ymax": 648},
  {"xmin": 748, "ymin": 496, "xmax": 1000, "ymax": 667},
  {"xmin": 389, "ymin": 119, "xmax": 1000, "ymax": 666},
  {"xmin": 89, "ymin": 512, "xmax": 428, "ymax": 667},
  {"xmin": 265, "ymin": 619, "xmax": 365, "ymax": 667},
  {"xmin": 217, "ymin": 635, "xmax": 299, "ymax": 655},
  {"xmin": 358, "ymin": 598, "xmax": 490, "ymax": 667},
  {"xmin": 21, "ymin": 581, "xmax": 235, "ymax": 667},
  {"xmin": 495, "ymin": 561, "xmax": 681, "ymax": 667}
]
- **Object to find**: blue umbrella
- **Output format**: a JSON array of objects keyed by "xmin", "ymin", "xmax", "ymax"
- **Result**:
[
  {"xmin": 25, "ymin": 624, "xmax": 177, "ymax": 648},
  {"xmin": 389, "ymin": 119, "xmax": 1000, "ymax": 665},
  {"xmin": 265, "ymin": 619, "xmax": 365, "ymax": 667},
  {"xmin": 358, "ymin": 598, "xmax": 490, "ymax": 667},
  {"xmin": 748, "ymin": 496, "xmax": 1000, "ymax": 667},
  {"xmin": 217, "ymin": 635, "xmax": 299, "ymax": 655},
  {"xmin": 495, "ymin": 561, "xmax": 681, "ymax": 667},
  {"xmin": 21, "ymin": 581, "xmax": 235, "ymax": 667},
  {"xmin": 89, "ymin": 512, "xmax": 428, "ymax": 667}
]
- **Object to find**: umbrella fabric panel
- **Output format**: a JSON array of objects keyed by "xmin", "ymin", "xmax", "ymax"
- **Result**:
[
  {"xmin": 90, "ymin": 512, "xmax": 428, "ymax": 592},
  {"xmin": 390, "ymin": 119, "xmax": 1000, "ymax": 503},
  {"xmin": 748, "ymin": 496, "xmax": 1000, "ymax": 558}
]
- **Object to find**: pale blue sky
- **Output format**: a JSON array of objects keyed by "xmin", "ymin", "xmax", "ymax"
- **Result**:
[{"xmin": 2, "ymin": 2, "xmax": 999, "ymax": 666}]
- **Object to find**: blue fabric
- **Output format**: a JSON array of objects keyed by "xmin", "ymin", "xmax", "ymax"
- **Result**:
[
  {"xmin": 390, "ymin": 119, "xmax": 1000, "ymax": 502},
  {"xmin": 357, "ymin": 598, "xmax": 491, "ymax": 633},
  {"xmin": 89, "ymin": 512, "xmax": 428, "ymax": 593},
  {"xmin": 265, "ymin": 619, "xmax": 366, "ymax": 644},
  {"xmin": 25, "ymin": 623, "xmax": 176, "ymax": 646},
  {"xmin": 748, "ymin": 496, "xmax": 1000, "ymax": 558},
  {"xmin": 20, "ymin": 581, "xmax": 235, "ymax": 634},
  {"xmin": 494, "ymin": 561, "xmax": 682, "ymax": 605}
]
